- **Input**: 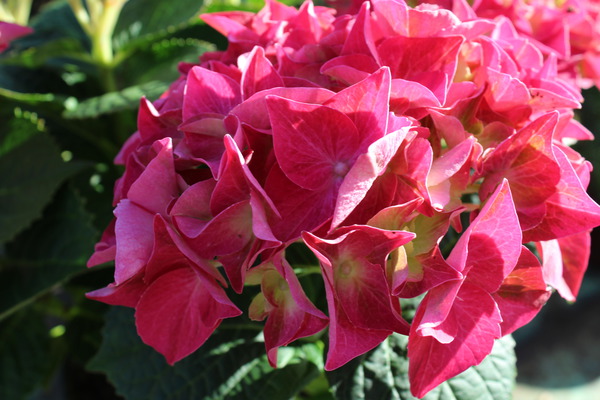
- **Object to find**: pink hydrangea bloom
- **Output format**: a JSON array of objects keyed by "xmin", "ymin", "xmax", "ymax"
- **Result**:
[{"xmin": 88, "ymin": 0, "xmax": 600, "ymax": 396}]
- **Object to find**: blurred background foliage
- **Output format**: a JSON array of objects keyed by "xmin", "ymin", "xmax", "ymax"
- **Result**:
[{"xmin": 0, "ymin": 1, "xmax": 598, "ymax": 399}]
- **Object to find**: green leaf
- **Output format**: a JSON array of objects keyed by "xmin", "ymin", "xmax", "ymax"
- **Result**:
[
  {"xmin": 328, "ymin": 334, "xmax": 516, "ymax": 400},
  {"xmin": 0, "ymin": 109, "xmax": 41, "ymax": 156},
  {"xmin": 18, "ymin": 1, "xmax": 88, "ymax": 47},
  {"xmin": 113, "ymin": 0, "xmax": 205, "ymax": 51},
  {"xmin": 0, "ymin": 113, "xmax": 84, "ymax": 244},
  {"xmin": 1, "ymin": 37, "xmax": 90, "ymax": 69},
  {"xmin": 62, "ymin": 80, "xmax": 170, "ymax": 119},
  {"xmin": 0, "ymin": 65, "xmax": 70, "ymax": 95},
  {"xmin": 115, "ymin": 37, "xmax": 214, "ymax": 86},
  {"xmin": 88, "ymin": 307, "xmax": 322, "ymax": 400},
  {"xmin": 0, "ymin": 186, "xmax": 98, "ymax": 319},
  {"xmin": 0, "ymin": 309, "xmax": 54, "ymax": 400}
]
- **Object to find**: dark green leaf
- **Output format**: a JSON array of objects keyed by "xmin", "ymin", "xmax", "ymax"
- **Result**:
[
  {"xmin": 1, "ymin": 37, "xmax": 90, "ymax": 69},
  {"xmin": 0, "ymin": 113, "xmax": 84, "ymax": 243},
  {"xmin": 14, "ymin": 1, "xmax": 88, "ymax": 49},
  {"xmin": 113, "ymin": 0, "xmax": 205, "ymax": 51},
  {"xmin": 0, "ymin": 186, "xmax": 98, "ymax": 319},
  {"xmin": 0, "ymin": 65, "xmax": 70, "ymax": 95},
  {"xmin": 115, "ymin": 38, "xmax": 214, "ymax": 86},
  {"xmin": 0, "ymin": 109, "xmax": 41, "ymax": 156},
  {"xmin": 88, "ymin": 307, "xmax": 321, "ymax": 400},
  {"xmin": 328, "ymin": 334, "xmax": 516, "ymax": 400},
  {"xmin": 0, "ymin": 310, "xmax": 54, "ymax": 400},
  {"xmin": 62, "ymin": 80, "xmax": 170, "ymax": 119}
]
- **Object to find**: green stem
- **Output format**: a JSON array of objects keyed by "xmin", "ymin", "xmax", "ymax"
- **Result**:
[
  {"xmin": 97, "ymin": 65, "xmax": 118, "ymax": 93},
  {"xmin": 292, "ymin": 266, "xmax": 323, "ymax": 277},
  {"xmin": 13, "ymin": 0, "xmax": 32, "ymax": 25},
  {"xmin": 86, "ymin": 0, "xmax": 129, "ymax": 92},
  {"xmin": 67, "ymin": 0, "xmax": 92, "ymax": 35}
]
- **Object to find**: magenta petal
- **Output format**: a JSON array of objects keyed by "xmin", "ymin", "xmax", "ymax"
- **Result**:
[
  {"xmin": 231, "ymin": 87, "xmax": 334, "ymax": 132},
  {"xmin": 136, "ymin": 97, "xmax": 181, "ymax": 145},
  {"xmin": 210, "ymin": 137, "xmax": 252, "ymax": 215},
  {"xmin": 0, "ymin": 22, "xmax": 33, "ymax": 52},
  {"xmin": 87, "ymin": 219, "xmax": 117, "ymax": 267},
  {"xmin": 408, "ymin": 281, "xmax": 502, "ymax": 398},
  {"xmin": 144, "ymin": 215, "xmax": 196, "ymax": 282},
  {"xmin": 127, "ymin": 138, "xmax": 178, "ymax": 215},
  {"xmin": 323, "ymin": 286, "xmax": 392, "ymax": 371},
  {"xmin": 538, "ymin": 230, "xmax": 592, "ymax": 301},
  {"xmin": 478, "ymin": 112, "xmax": 561, "ymax": 213},
  {"xmin": 393, "ymin": 246, "xmax": 462, "ymax": 299},
  {"xmin": 265, "ymin": 164, "xmax": 337, "ymax": 242},
  {"xmin": 240, "ymin": 46, "xmax": 284, "ymax": 100},
  {"xmin": 492, "ymin": 246, "xmax": 551, "ymax": 335},
  {"xmin": 392, "ymin": 136, "xmax": 434, "ymax": 215},
  {"xmin": 187, "ymin": 201, "xmax": 253, "ymax": 258},
  {"xmin": 275, "ymin": 255, "xmax": 328, "ymax": 322},
  {"xmin": 262, "ymin": 288, "xmax": 306, "ymax": 367},
  {"xmin": 523, "ymin": 146, "xmax": 600, "ymax": 242},
  {"xmin": 390, "ymin": 78, "xmax": 441, "ymax": 113},
  {"xmin": 378, "ymin": 35, "xmax": 463, "ymax": 103},
  {"xmin": 183, "ymin": 66, "xmax": 241, "ymax": 120},
  {"xmin": 556, "ymin": 231, "xmax": 592, "ymax": 300},
  {"xmin": 340, "ymin": 1, "xmax": 374, "ymax": 56},
  {"xmin": 267, "ymin": 95, "xmax": 361, "ymax": 191},
  {"xmin": 366, "ymin": 199, "xmax": 422, "ymax": 230},
  {"xmin": 303, "ymin": 227, "xmax": 414, "ymax": 334},
  {"xmin": 304, "ymin": 227, "xmax": 410, "ymax": 370},
  {"xmin": 218, "ymin": 241, "xmax": 255, "ymax": 294},
  {"xmin": 171, "ymin": 179, "xmax": 216, "ymax": 238},
  {"xmin": 135, "ymin": 266, "xmax": 241, "ymax": 365},
  {"xmin": 321, "ymin": 54, "xmax": 379, "ymax": 86},
  {"xmin": 413, "ymin": 280, "xmax": 462, "ymax": 343},
  {"xmin": 86, "ymin": 273, "xmax": 147, "ymax": 308},
  {"xmin": 211, "ymin": 134, "xmax": 277, "ymax": 217},
  {"xmin": 259, "ymin": 258, "xmax": 328, "ymax": 367},
  {"xmin": 482, "ymin": 67, "xmax": 531, "ymax": 114},
  {"xmin": 371, "ymin": 0, "xmax": 409, "ymax": 36},
  {"xmin": 324, "ymin": 67, "xmax": 393, "ymax": 146},
  {"xmin": 199, "ymin": 12, "xmax": 258, "ymax": 42},
  {"xmin": 331, "ymin": 225, "xmax": 417, "ymax": 268},
  {"xmin": 113, "ymin": 200, "xmax": 155, "ymax": 285},
  {"xmin": 176, "ymin": 121, "xmax": 227, "ymax": 176},
  {"xmin": 428, "ymin": 137, "xmax": 475, "ymax": 210},
  {"xmin": 159, "ymin": 218, "xmax": 227, "ymax": 285},
  {"xmin": 529, "ymin": 85, "xmax": 581, "ymax": 110},
  {"xmin": 448, "ymin": 179, "xmax": 522, "ymax": 292},
  {"xmin": 428, "ymin": 136, "xmax": 475, "ymax": 187},
  {"xmin": 334, "ymin": 256, "xmax": 408, "ymax": 333},
  {"xmin": 338, "ymin": 172, "xmax": 404, "ymax": 226},
  {"xmin": 332, "ymin": 127, "xmax": 409, "ymax": 229}
]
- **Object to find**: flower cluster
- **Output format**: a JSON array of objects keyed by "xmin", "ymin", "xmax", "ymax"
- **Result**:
[{"xmin": 88, "ymin": 0, "xmax": 600, "ymax": 397}]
